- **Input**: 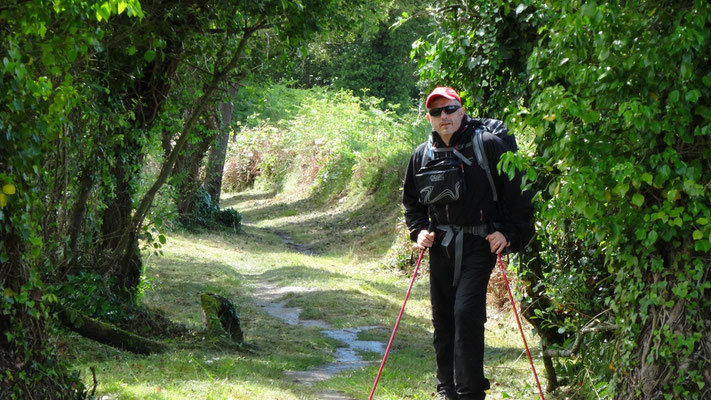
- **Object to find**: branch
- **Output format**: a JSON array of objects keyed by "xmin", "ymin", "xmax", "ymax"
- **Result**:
[
  {"xmin": 542, "ymin": 323, "xmax": 617, "ymax": 358},
  {"xmin": 438, "ymin": 5, "xmax": 465, "ymax": 13},
  {"xmin": 110, "ymin": 19, "xmax": 268, "ymax": 262},
  {"xmin": 183, "ymin": 61, "xmax": 216, "ymax": 78}
]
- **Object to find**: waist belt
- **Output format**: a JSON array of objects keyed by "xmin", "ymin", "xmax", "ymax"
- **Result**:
[{"xmin": 437, "ymin": 224, "xmax": 490, "ymax": 286}]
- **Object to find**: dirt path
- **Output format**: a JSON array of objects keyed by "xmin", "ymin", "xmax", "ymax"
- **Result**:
[{"xmin": 247, "ymin": 225, "xmax": 386, "ymax": 400}]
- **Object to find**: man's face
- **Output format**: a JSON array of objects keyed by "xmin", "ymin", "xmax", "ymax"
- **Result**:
[{"xmin": 426, "ymin": 97, "xmax": 465, "ymax": 138}]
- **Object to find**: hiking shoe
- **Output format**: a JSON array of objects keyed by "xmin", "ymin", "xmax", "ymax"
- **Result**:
[{"xmin": 435, "ymin": 393, "xmax": 457, "ymax": 400}]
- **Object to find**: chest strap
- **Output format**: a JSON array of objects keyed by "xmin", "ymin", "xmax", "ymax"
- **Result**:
[{"xmin": 437, "ymin": 224, "xmax": 489, "ymax": 286}]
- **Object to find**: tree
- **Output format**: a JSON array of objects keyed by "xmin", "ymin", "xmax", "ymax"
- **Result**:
[
  {"xmin": 204, "ymin": 83, "xmax": 239, "ymax": 206},
  {"xmin": 82, "ymin": 0, "xmax": 385, "ymax": 299},
  {"xmin": 417, "ymin": 1, "xmax": 711, "ymax": 398},
  {"xmin": 1, "ymin": 1, "xmax": 143, "ymax": 397},
  {"xmin": 3, "ymin": 0, "xmax": 389, "ymax": 396}
]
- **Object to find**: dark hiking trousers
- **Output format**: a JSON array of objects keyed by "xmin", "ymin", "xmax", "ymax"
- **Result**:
[{"xmin": 429, "ymin": 237, "xmax": 495, "ymax": 400}]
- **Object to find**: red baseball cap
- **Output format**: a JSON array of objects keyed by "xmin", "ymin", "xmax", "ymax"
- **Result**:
[{"xmin": 425, "ymin": 87, "xmax": 461, "ymax": 108}]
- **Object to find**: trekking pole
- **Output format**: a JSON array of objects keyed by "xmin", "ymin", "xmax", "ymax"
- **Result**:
[
  {"xmin": 368, "ymin": 247, "xmax": 426, "ymax": 400},
  {"xmin": 497, "ymin": 253, "xmax": 546, "ymax": 400}
]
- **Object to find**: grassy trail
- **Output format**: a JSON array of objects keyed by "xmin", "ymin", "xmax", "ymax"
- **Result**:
[{"xmin": 67, "ymin": 189, "xmax": 548, "ymax": 400}]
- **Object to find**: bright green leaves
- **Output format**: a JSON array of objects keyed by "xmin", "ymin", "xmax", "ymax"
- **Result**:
[
  {"xmin": 692, "ymin": 215, "xmax": 711, "ymax": 252},
  {"xmin": 1, "ymin": 1, "xmax": 144, "ymax": 394},
  {"xmin": 612, "ymin": 182, "xmax": 629, "ymax": 197},
  {"xmin": 93, "ymin": 0, "xmax": 144, "ymax": 22},
  {"xmin": 2, "ymin": 184, "xmax": 15, "ymax": 195},
  {"xmin": 96, "ymin": 2, "xmax": 111, "ymax": 21}
]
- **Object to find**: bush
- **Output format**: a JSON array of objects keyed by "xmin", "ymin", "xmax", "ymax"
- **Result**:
[
  {"xmin": 179, "ymin": 185, "xmax": 242, "ymax": 230},
  {"xmin": 215, "ymin": 208, "xmax": 242, "ymax": 230}
]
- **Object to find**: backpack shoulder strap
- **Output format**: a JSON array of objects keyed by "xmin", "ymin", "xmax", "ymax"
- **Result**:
[
  {"xmin": 421, "ymin": 136, "xmax": 434, "ymax": 169},
  {"xmin": 472, "ymin": 126, "xmax": 499, "ymax": 202},
  {"xmin": 422, "ymin": 136, "xmax": 473, "ymax": 168}
]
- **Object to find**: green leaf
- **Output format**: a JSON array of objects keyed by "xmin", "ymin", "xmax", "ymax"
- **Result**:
[
  {"xmin": 96, "ymin": 3, "xmax": 111, "ymax": 21},
  {"xmin": 526, "ymin": 168, "xmax": 537, "ymax": 181},
  {"xmin": 641, "ymin": 173, "xmax": 653, "ymax": 185},
  {"xmin": 692, "ymin": 230, "xmax": 703, "ymax": 240},
  {"xmin": 118, "ymin": 1, "xmax": 128, "ymax": 14},
  {"xmin": 67, "ymin": 48, "xmax": 77, "ymax": 63},
  {"xmin": 685, "ymin": 89, "xmax": 701, "ymax": 103},
  {"xmin": 613, "ymin": 182, "xmax": 629, "ymax": 197},
  {"xmin": 144, "ymin": 50, "xmax": 156, "ymax": 62},
  {"xmin": 632, "ymin": 193, "xmax": 644, "ymax": 207},
  {"xmin": 127, "ymin": 46, "xmax": 137, "ymax": 56},
  {"xmin": 703, "ymin": 72, "xmax": 711, "ymax": 87},
  {"xmin": 581, "ymin": 2, "xmax": 596, "ymax": 19},
  {"xmin": 647, "ymin": 230, "xmax": 658, "ymax": 245}
]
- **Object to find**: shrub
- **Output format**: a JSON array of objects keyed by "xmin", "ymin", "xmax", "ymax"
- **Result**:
[{"xmin": 215, "ymin": 208, "xmax": 242, "ymax": 230}]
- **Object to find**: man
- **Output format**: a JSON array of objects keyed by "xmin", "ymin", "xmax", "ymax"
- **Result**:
[{"xmin": 402, "ymin": 87, "xmax": 533, "ymax": 400}]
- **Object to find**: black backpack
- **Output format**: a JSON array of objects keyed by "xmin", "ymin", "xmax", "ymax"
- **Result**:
[
  {"xmin": 419, "ymin": 117, "xmax": 518, "ymax": 203},
  {"xmin": 469, "ymin": 118, "xmax": 517, "ymax": 202}
]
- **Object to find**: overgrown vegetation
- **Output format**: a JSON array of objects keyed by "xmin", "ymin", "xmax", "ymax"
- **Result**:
[
  {"xmin": 1, "ymin": 0, "xmax": 391, "ymax": 397},
  {"xmin": 224, "ymin": 84, "xmax": 430, "ymax": 206},
  {"xmin": 4, "ymin": 0, "xmax": 709, "ymax": 399},
  {"xmin": 416, "ymin": 1, "xmax": 710, "ymax": 398}
]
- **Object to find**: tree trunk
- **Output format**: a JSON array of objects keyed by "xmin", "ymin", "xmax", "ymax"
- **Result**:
[
  {"xmin": 1, "ymin": 223, "xmax": 81, "ymax": 398},
  {"xmin": 108, "ymin": 21, "xmax": 266, "ymax": 290},
  {"xmin": 67, "ymin": 169, "xmax": 94, "ymax": 259},
  {"xmin": 204, "ymin": 84, "xmax": 239, "ymax": 205},
  {"xmin": 175, "ymin": 111, "xmax": 219, "ymax": 222},
  {"xmin": 57, "ymin": 305, "xmax": 168, "ymax": 354},
  {"xmin": 616, "ymin": 245, "xmax": 710, "ymax": 399},
  {"xmin": 519, "ymin": 238, "xmax": 566, "ymax": 392},
  {"xmin": 99, "ymin": 36, "xmax": 182, "ymax": 299},
  {"xmin": 99, "ymin": 131, "xmax": 145, "ymax": 297}
]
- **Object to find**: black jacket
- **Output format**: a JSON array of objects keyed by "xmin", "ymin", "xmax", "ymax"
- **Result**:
[{"xmin": 402, "ymin": 115, "xmax": 534, "ymax": 252}]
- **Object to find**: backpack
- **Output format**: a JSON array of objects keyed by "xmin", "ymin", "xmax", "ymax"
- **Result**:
[
  {"xmin": 469, "ymin": 118, "xmax": 517, "ymax": 202},
  {"xmin": 419, "ymin": 117, "xmax": 518, "ymax": 203}
]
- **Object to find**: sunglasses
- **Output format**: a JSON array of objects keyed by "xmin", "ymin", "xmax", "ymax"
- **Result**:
[{"xmin": 428, "ymin": 105, "xmax": 461, "ymax": 117}]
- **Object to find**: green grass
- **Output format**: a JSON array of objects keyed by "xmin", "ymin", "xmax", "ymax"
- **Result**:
[{"xmin": 65, "ymin": 188, "xmax": 552, "ymax": 400}]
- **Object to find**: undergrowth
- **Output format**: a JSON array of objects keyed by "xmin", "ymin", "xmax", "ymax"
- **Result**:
[{"xmin": 224, "ymin": 84, "xmax": 430, "ymax": 207}]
